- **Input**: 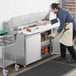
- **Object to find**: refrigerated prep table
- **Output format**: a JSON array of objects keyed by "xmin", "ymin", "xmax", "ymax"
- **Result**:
[{"xmin": 3, "ymin": 11, "xmax": 60, "ymax": 67}]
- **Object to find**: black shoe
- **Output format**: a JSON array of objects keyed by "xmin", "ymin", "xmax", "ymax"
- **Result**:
[
  {"xmin": 66, "ymin": 59, "xmax": 76, "ymax": 63},
  {"xmin": 55, "ymin": 56, "xmax": 66, "ymax": 62}
]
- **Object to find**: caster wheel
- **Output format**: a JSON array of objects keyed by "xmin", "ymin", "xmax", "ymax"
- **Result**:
[
  {"xmin": 3, "ymin": 69, "xmax": 8, "ymax": 76},
  {"xmin": 15, "ymin": 64, "xmax": 19, "ymax": 72},
  {"xmin": 23, "ymin": 65, "xmax": 26, "ymax": 68}
]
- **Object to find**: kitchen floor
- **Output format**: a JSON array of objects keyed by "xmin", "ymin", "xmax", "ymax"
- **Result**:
[{"xmin": 0, "ymin": 54, "xmax": 76, "ymax": 76}]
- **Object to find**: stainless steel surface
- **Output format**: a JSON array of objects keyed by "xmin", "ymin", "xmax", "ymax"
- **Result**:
[
  {"xmin": 41, "ymin": 40, "xmax": 50, "ymax": 47},
  {"xmin": 0, "ymin": 45, "xmax": 16, "ymax": 76},
  {"xmin": 16, "ymin": 34, "xmax": 25, "ymax": 65},
  {"xmin": 2, "ymin": 11, "xmax": 60, "ymax": 67},
  {"xmin": 0, "ymin": 59, "xmax": 14, "ymax": 68},
  {"xmin": 25, "ymin": 33, "xmax": 41, "ymax": 65},
  {"xmin": 0, "ymin": 35, "xmax": 16, "ymax": 72},
  {"xmin": 0, "ymin": 35, "xmax": 15, "ymax": 46},
  {"xmin": 16, "ymin": 33, "xmax": 41, "ymax": 66},
  {"xmin": 2, "ymin": 11, "xmax": 50, "ymax": 66},
  {"xmin": 3, "ymin": 11, "xmax": 49, "ymax": 31}
]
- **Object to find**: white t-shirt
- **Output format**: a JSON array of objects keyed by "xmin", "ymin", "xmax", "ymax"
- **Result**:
[{"xmin": 49, "ymin": 11, "xmax": 57, "ymax": 20}]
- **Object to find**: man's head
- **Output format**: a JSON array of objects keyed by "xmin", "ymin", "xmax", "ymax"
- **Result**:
[{"xmin": 51, "ymin": 3, "xmax": 60, "ymax": 14}]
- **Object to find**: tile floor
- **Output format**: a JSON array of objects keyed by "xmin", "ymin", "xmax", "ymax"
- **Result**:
[{"xmin": 0, "ymin": 54, "xmax": 76, "ymax": 76}]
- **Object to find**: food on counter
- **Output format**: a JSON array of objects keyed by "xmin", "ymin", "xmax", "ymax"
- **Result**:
[
  {"xmin": 45, "ymin": 33, "xmax": 48, "ymax": 40},
  {"xmin": 38, "ymin": 21, "xmax": 50, "ymax": 25},
  {"xmin": 41, "ymin": 37, "xmax": 45, "ymax": 42},
  {"xmin": 26, "ymin": 28, "xmax": 31, "ymax": 32},
  {"xmin": 44, "ymin": 46, "xmax": 48, "ymax": 55},
  {"xmin": 41, "ymin": 46, "xmax": 48, "ymax": 55},
  {"xmin": 41, "ymin": 33, "xmax": 49, "ymax": 41},
  {"xmin": 26, "ymin": 25, "xmax": 39, "ymax": 32},
  {"xmin": 48, "ymin": 34, "xmax": 55, "ymax": 40}
]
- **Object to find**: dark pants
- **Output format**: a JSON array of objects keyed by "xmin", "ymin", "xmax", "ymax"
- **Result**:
[{"xmin": 60, "ymin": 30, "xmax": 76, "ymax": 60}]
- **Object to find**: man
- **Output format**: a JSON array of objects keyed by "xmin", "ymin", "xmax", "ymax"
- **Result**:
[
  {"xmin": 40, "ymin": 3, "xmax": 76, "ymax": 62},
  {"xmin": 51, "ymin": 3, "xmax": 76, "ymax": 62}
]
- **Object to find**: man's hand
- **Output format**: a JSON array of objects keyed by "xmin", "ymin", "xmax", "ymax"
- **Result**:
[
  {"xmin": 48, "ymin": 32, "xmax": 59, "ymax": 39},
  {"xmin": 45, "ymin": 21, "xmax": 51, "ymax": 25},
  {"xmin": 54, "ymin": 32, "xmax": 59, "ymax": 38},
  {"xmin": 38, "ymin": 21, "xmax": 51, "ymax": 25}
]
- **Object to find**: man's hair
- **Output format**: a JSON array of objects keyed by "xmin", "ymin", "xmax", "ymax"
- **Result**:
[{"xmin": 51, "ymin": 3, "xmax": 60, "ymax": 9}]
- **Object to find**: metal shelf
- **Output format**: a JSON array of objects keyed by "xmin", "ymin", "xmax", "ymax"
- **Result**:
[
  {"xmin": 0, "ymin": 59, "xmax": 14, "ymax": 68},
  {"xmin": 41, "ymin": 40, "xmax": 50, "ymax": 47},
  {"xmin": 41, "ymin": 53, "xmax": 51, "ymax": 59},
  {"xmin": 62, "ymin": 0, "xmax": 76, "ymax": 19}
]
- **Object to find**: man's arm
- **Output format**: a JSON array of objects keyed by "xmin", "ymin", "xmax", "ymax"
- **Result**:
[
  {"xmin": 54, "ymin": 11, "xmax": 67, "ymax": 37},
  {"xmin": 57, "ymin": 14, "xmax": 66, "ymax": 33}
]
